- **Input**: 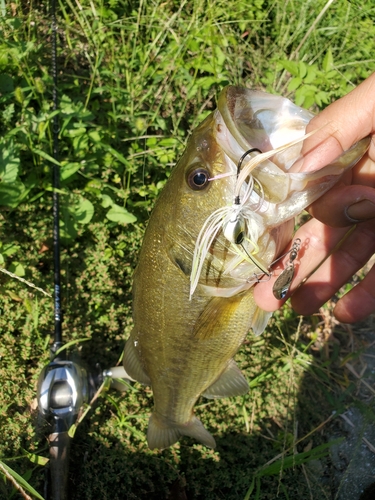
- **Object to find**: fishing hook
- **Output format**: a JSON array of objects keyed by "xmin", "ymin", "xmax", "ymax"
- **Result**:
[{"xmin": 234, "ymin": 147, "xmax": 262, "ymax": 205}]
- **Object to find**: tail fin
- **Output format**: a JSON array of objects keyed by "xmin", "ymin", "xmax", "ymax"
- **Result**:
[{"xmin": 147, "ymin": 412, "xmax": 216, "ymax": 450}]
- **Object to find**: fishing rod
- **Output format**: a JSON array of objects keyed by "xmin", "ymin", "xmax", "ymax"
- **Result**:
[
  {"xmin": 36, "ymin": 1, "xmax": 132, "ymax": 498},
  {"xmin": 36, "ymin": 1, "xmax": 97, "ymax": 498}
]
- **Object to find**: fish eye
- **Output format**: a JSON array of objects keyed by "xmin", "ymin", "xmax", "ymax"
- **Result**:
[{"xmin": 187, "ymin": 167, "xmax": 210, "ymax": 191}]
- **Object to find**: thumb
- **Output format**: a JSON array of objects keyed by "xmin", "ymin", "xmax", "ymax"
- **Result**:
[{"xmin": 309, "ymin": 183, "xmax": 375, "ymax": 227}]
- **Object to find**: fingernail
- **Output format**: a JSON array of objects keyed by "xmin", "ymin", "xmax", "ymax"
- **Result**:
[{"xmin": 346, "ymin": 200, "xmax": 375, "ymax": 222}]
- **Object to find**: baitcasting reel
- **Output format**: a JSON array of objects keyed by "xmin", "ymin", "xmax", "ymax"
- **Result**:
[
  {"xmin": 37, "ymin": 351, "xmax": 133, "ymax": 500},
  {"xmin": 37, "ymin": 353, "xmax": 98, "ymax": 500}
]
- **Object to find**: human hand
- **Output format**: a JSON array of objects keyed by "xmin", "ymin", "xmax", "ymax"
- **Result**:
[{"xmin": 254, "ymin": 72, "xmax": 375, "ymax": 323}]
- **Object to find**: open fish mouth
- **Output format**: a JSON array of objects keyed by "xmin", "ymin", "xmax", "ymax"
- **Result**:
[
  {"xmin": 215, "ymin": 85, "xmax": 313, "ymax": 168},
  {"xmin": 189, "ymin": 86, "xmax": 371, "ymax": 299}
]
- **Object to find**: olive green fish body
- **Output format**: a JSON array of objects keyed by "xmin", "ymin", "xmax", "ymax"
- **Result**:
[
  {"xmin": 124, "ymin": 86, "xmax": 370, "ymax": 449},
  {"xmin": 125, "ymin": 115, "xmax": 259, "ymax": 448}
]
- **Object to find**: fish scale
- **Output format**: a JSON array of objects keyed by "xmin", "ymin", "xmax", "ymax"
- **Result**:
[{"xmin": 123, "ymin": 86, "xmax": 370, "ymax": 449}]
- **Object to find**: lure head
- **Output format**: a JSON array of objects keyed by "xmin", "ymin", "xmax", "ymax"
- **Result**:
[{"xmin": 223, "ymin": 211, "xmax": 246, "ymax": 245}]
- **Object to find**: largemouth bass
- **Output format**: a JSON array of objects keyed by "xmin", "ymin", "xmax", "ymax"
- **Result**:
[{"xmin": 123, "ymin": 86, "xmax": 369, "ymax": 450}]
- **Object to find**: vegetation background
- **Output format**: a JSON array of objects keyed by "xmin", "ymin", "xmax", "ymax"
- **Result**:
[{"xmin": 1, "ymin": 0, "xmax": 375, "ymax": 498}]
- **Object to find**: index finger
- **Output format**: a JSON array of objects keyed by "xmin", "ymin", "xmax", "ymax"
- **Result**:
[{"xmin": 294, "ymin": 72, "xmax": 375, "ymax": 173}]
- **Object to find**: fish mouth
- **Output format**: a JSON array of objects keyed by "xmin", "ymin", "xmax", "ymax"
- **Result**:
[{"xmin": 215, "ymin": 85, "xmax": 314, "ymax": 168}]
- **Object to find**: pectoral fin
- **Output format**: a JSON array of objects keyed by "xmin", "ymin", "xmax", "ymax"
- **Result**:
[
  {"xmin": 202, "ymin": 359, "xmax": 249, "ymax": 399},
  {"xmin": 251, "ymin": 307, "xmax": 273, "ymax": 337},
  {"xmin": 193, "ymin": 295, "xmax": 243, "ymax": 340},
  {"xmin": 123, "ymin": 333, "xmax": 151, "ymax": 385}
]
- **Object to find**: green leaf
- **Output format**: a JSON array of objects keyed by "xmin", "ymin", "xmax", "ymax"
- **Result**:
[
  {"xmin": 85, "ymin": 179, "xmax": 102, "ymax": 197},
  {"xmin": 0, "ymin": 181, "xmax": 25, "ymax": 207},
  {"xmin": 60, "ymin": 213, "xmax": 78, "ymax": 242},
  {"xmin": 67, "ymin": 127, "xmax": 87, "ymax": 138},
  {"xmin": 24, "ymin": 297, "xmax": 33, "ymax": 314},
  {"xmin": 8, "ymin": 261, "xmax": 25, "ymax": 277},
  {"xmin": 158, "ymin": 138, "xmax": 179, "ymax": 147},
  {"xmin": 0, "ymin": 139, "xmax": 20, "ymax": 183},
  {"xmin": 88, "ymin": 130, "xmax": 101, "ymax": 142},
  {"xmin": 316, "ymin": 91, "xmax": 329, "ymax": 105},
  {"xmin": 287, "ymin": 77, "xmax": 302, "ymax": 92},
  {"xmin": 72, "ymin": 197, "xmax": 94, "ymax": 224},
  {"xmin": 54, "ymin": 337, "xmax": 91, "ymax": 357},
  {"xmin": 323, "ymin": 49, "xmax": 334, "ymax": 72},
  {"xmin": 214, "ymin": 45, "xmax": 226, "ymax": 68},
  {"xmin": 326, "ymin": 70, "xmax": 337, "ymax": 79},
  {"xmin": 257, "ymin": 439, "xmax": 344, "ymax": 478},
  {"xmin": 146, "ymin": 137, "xmax": 157, "ymax": 147},
  {"xmin": 304, "ymin": 93, "xmax": 316, "ymax": 108},
  {"xmin": 21, "ymin": 448, "xmax": 49, "ymax": 466},
  {"xmin": 298, "ymin": 61, "xmax": 307, "ymax": 79},
  {"xmin": 61, "ymin": 162, "xmax": 82, "ymax": 181},
  {"xmin": 243, "ymin": 477, "xmax": 256, "ymax": 500},
  {"xmin": 2, "ymin": 243, "xmax": 20, "ymax": 256},
  {"xmin": 279, "ymin": 60, "xmax": 299, "ymax": 76},
  {"xmin": 101, "ymin": 194, "xmax": 114, "ymax": 208},
  {"xmin": 103, "ymin": 144, "xmax": 131, "ymax": 167},
  {"xmin": 304, "ymin": 65, "xmax": 317, "ymax": 84},
  {"xmin": 106, "ymin": 204, "xmax": 137, "ymax": 224},
  {"xmin": 0, "ymin": 460, "xmax": 45, "ymax": 500},
  {"xmin": 2, "ymin": 103, "xmax": 15, "ymax": 125},
  {"xmin": 31, "ymin": 148, "xmax": 61, "ymax": 166},
  {"xmin": 295, "ymin": 86, "xmax": 308, "ymax": 107}
]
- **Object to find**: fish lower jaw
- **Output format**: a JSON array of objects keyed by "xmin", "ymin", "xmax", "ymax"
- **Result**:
[{"xmin": 147, "ymin": 412, "xmax": 216, "ymax": 450}]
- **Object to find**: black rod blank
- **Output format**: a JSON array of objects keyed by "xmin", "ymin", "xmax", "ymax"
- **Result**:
[{"xmin": 51, "ymin": 0, "xmax": 63, "ymax": 354}]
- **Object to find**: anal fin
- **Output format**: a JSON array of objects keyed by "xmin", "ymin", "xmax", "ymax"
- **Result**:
[{"xmin": 202, "ymin": 359, "xmax": 249, "ymax": 399}]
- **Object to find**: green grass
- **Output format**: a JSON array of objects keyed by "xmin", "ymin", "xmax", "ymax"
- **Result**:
[{"xmin": 1, "ymin": 0, "xmax": 375, "ymax": 498}]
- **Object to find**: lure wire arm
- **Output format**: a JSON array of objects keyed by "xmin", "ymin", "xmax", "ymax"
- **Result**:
[{"xmin": 244, "ymin": 238, "xmax": 302, "ymax": 293}]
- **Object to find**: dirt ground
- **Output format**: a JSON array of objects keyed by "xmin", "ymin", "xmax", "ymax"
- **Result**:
[{"xmin": 320, "ymin": 315, "xmax": 375, "ymax": 500}]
